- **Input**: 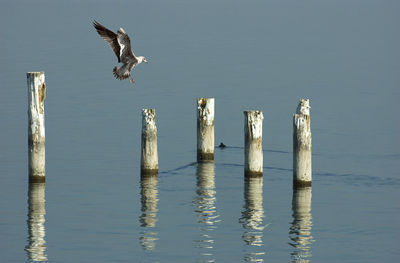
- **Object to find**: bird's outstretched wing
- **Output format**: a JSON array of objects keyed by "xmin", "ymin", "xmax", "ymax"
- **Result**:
[
  {"xmin": 93, "ymin": 20, "xmax": 121, "ymax": 62},
  {"xmin": 116, "ymin": 28, "xmax": 137, "ymax": 64}
]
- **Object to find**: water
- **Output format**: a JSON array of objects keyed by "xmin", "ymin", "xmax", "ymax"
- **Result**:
[{"xmin": 1, "ymin": 0, "xmax": 399, "ymax": 262}]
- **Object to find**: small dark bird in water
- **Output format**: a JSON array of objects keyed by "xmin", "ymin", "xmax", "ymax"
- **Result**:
[
  {"xmin": 93, "ymin": 20, "xmax": 148, "ymax": 84},
  {"xmin": 218, "ymin": 142, "xmax": 226, "ymax": 148}
]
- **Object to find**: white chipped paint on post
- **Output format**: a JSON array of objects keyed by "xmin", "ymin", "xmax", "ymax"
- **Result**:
[
  {"xmin": 141, "ymin": 109, "xmax": 158, "ymax": 175},
  {"xmin": 27, "ymin": 72, "xmax": 46, "ymax": 181},
  {"xmin": 197, "ymin": 98, "xmax": 215, "ymax": 161},
  {"xmin": 293, "ymin": 99, "xmax": 312, "ymax": 186},
  {"xmin": 244, "ymin": 110, "xmax": 264, "ymax": 177}
]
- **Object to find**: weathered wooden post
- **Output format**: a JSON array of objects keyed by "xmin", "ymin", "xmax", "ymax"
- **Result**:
[
  {"xmin": 244, "ymin": 110, "xmax": 264, "ymax": 177},
  {"xmin": 141, "ymin": 109, "xmax": 158, "ymax": 176},
  {"xmin": 197, "ymin": 98, "xmax": 215, "ymax": 162},
  {"xmin": 27, "ymin": 72, "xmax": 46, "ymax": 182},
  {"xmin": 293, "ymin": 99, "xmax": 312, "ymax": 187}
]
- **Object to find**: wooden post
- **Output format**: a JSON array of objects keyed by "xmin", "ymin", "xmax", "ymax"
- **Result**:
[
  {"xmin": 244, "ymin": 110, "xmax": 264, "ymax": 177},
  {"xmin": 141, "ymin": 109, "xmax": 158, "ymax": 176},
  {"xmin": 197, "ymin": 98, "xmax": 214, "ymax": 162},
  {"xmin": 25, "ymin": 183, "xmax": 47, "ymax": 262},
  {"xmin": 293, "ymin": 99, "xmax": 312, "ymax": 187},
  {"xmin": 27, "ymin": 72, "xmax": 46, "ymax": 182}
]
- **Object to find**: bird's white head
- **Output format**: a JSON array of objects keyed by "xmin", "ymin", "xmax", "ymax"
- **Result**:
[{"xmin": 137, "ymin": 56, "xmax": 149, "ymax": 64}]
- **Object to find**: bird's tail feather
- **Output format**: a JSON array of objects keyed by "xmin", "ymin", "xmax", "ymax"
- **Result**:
[{"xmin": 113, "ymin": 66, "xmax": 130, "ymax": 80}]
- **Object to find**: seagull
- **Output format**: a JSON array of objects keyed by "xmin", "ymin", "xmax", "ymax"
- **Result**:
[{"xmin": 93, "ymin": 20, "xmax": 148, "ymax": 84}]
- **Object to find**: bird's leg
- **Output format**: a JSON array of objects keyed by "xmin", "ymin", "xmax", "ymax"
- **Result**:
[{"xmin": 129, "ymin": 76, "xmax": 136, "ymax": 85}]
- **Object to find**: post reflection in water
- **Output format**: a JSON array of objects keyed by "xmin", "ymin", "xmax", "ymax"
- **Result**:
[
  {"xmin": 194, "ymin": 161, "xmax": 220, "ymax": 262},
  {"xmin": 139, "ymin": 175, "xmax": 159, "ymax": 251},
  {"xmin": 240, "ymin": 177, "xmax": 266, "ymax": 262},
  {"xmin": 25, "ymin": 182, "xmax": 48, "ymax": 262},
  {"xmin": 289, "ymin": 186, "xmax": 314, "ymax": 262}
]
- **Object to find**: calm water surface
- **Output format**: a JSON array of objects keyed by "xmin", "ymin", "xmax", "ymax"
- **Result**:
[{"xmin": 1, "ymin": 0, "xmax": 399, "ymax": 262}]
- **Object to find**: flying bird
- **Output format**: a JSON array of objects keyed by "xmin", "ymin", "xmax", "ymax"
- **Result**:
[{"xmin": 93, "ymin": 20, "xmax": 148, "ymax": 84}]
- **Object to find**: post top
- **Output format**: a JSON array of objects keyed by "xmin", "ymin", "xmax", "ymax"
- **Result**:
[
  {"xmin": 296, "ymin": 99, "xmax": 310, "ymax": 115},
  {"xmin": 142, "ymin": 108, "xmax": 155, "ymax": 114},
  {"xmin": 197, "ymin": 97, "xmax": 215, "ymax": 101},
  {"xmin": 243, "ymin": 110, "xmax": 263, "ymax": 114},
  {"xmin": 27, "ymin": 72, "xmax": 44, "ymax": 75},
  {"xmin": 243, "ymin": 110, "xmax": 264, "ymax": 122}
]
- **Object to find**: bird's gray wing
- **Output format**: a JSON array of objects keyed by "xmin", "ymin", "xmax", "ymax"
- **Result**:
[
  {"xmin": 93, "ymin": 20, "xmax": 121, "ymax": 62},
  {"xmin": 117, "ymin": 28, "xmax": 137, "ymax": 64}
]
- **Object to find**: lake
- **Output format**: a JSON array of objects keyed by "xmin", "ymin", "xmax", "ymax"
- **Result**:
[{"xmin": 0, "ymin": 0, "xmax": 399, "ymax": 262}]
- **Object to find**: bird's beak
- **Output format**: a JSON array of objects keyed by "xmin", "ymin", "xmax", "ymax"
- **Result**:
[{"xmin": 145, "ymin": 60, "xmax": 149, "ymax": 64}]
